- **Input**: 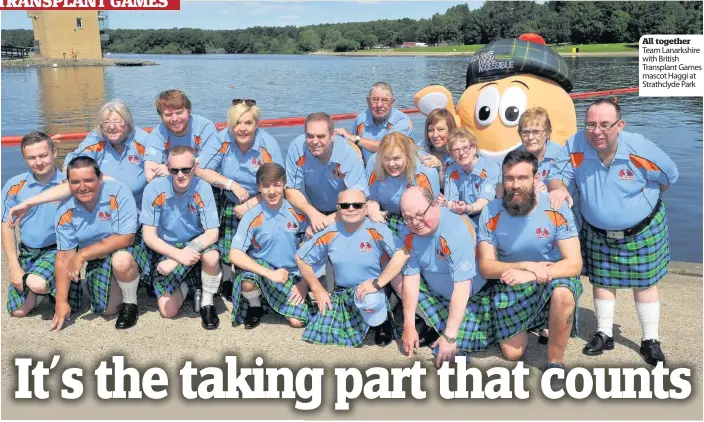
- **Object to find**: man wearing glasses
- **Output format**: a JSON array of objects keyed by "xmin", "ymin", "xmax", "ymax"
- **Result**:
[
  {"xmin": 335, "ymin": 82, "xmax": 415, "ymax": 163},
  {"xmin": 398, "ymin": 186, "xmax": 492, "ymax": 369},
  {"xmin": 547, "ymin": 99, "xmax": 679, "ymax": 366},
  {"xmin": 295, "ymin": 189, "xmax": 408, "ymax": 347},
  {"xmin": 140, "ymin": 146, "xmax": 222, "ymax": 329}
]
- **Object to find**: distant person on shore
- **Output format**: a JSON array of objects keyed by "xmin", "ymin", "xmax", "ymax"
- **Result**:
[
  {"xmin": 477, "ymin": 149, "xmax": 582, "ymax": 370},
  {"xmin": 547, "ymin": 98, "xmax": 679, "ymax": 366},
  {"xmin": 1, "ymin": 132, "xmax": 79, "ymax": 317},
  {"xmin": 140, "ymin": 146, "xmax": 222, "ymax": 330},
  {"xmin": 144, "ymin": 89, "xmax": 219, "ymax": 182},
  {"xmin": 295, "ymin": 189, "xmax": 407, "ymax": 347},
  {"xmin": 335, "ymin": 82, "xmax": 416, "ymax": 163},
  {"xmin": 422, "ymin": 108, "xmax": 457, "ymax": 189},
  {"xmin": 51, "ymin": 156, "xmax": 150, "ymax": 331}
]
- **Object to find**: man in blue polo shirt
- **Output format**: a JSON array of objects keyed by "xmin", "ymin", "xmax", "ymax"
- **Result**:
[
  {"xmin": 2, "ymin": 132, "xmax": 80, "ymax": 317},
  {"xmin": 547, "ymin": 99, "xmax": 679, "ymax": 365},
  {"xmin": 399, "ymin": 186, "xmax": 492, "ymax": 369},
  {"xmin": 336, "ymin": 82, "xmax": 416, "ymax": 163},
  {"xmin": 51, "ymin": 157, "xmax": 149, "ymax": 332},
  {"xmin": 296, "ymin": 188, "xmax": 408, "ymax": 347},
  {"xmin": 144, "ymin": 89, "xmax": 219, "ymax": 182},
  {"xmin": 285, "ymin": 112, "xmax": 368, "ymax": 233},
  {"xmin": 141, "ymin": 146, "xmax": 222, "ymax": 329},
  {"xmin": 477, "ymin": 149, "xmax": 583, "ymax": 370}
]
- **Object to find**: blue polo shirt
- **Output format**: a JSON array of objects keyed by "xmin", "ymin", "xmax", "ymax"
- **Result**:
[
  {"xmin": 63, "ymin": 128, "xmax": 149, "ymax": 208},
  {"xmin": 353, "ymin": 108, "xmax": 416, "ymax": 162},
  {"xmin": 200, "ymin": 128, "xmax": 283, "ymax": 204},
  {"xmin": 55, "ymin": 179, "xmax": 138, "ymax": 251},
  {"xmin": 231, "ymin": 199, "xmax": 313, "ymax": 274},
  {"xmin": 401, "ymin": 207, "xmax": 480, "ymax": 300},
  {"xmin": 2, "ymin": 169, "xmax": 66, "ymax": 249},
  {"xmin": 547, "ymin": 130, "xmax": 679, "ymax": 230},
  {"xmin": 477, "ymin": 192, "xmax": 578, "ymax": 263},
  {"xmin": 444, "ymin": 155, "xmax": 501, "ymax": 206},
  {"xmin": 366, "ymin": 156, "xmax": 440, "ymax": 215},
  {"xmin": 144, "ymin": 114, "xmax": 219, "ymax": 164},
  {"xmin": 518, "ymin": 140, "xmax": 563, "ymax": 183},
  {"xmin": 286, "ymin": 134, "xmax": 368, "ymax": 214},
  {"xmin": 298, "ymin": 218, "xmax": 402, "ymax": 288},
  {"xmin": 140, "ymin": 176, "xmax": 219, "ymax": 245}
]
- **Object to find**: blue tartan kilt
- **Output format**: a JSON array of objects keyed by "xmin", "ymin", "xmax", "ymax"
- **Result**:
[
  {"xmin": 218, "ymin": 199, "xmax": 240, "ymax": 265},
  {"xmin": 147, "ymin": 241, "xmax": 219, "ymax": 299},
  {"xmin": 84, "ymin": 235, "xmax": 150, "ymax": 314},
  {"xmin": 231, "ymin": 259, "xmax": 312, "ymax": 326},
  {"xmin": 581, "ymin": 202, "xmax": 670, "ymax": 289},
  {"xmin": 416, "ymin": 276, "xmax": 494, "ymax": 352},
  {"xmin": 386, "ymin": 212, "xmax": 406, "ymax": 240},
  {"xmin": 6, "ymin": 243, "xmax": 83, "ymax": 313},
  {"xmin": 492, "ymin": 277, "xmax": 582, "ymax": 342},
  {"xmin": 302, "ymin": 286, "xmax": 398, "ymax": 347}
]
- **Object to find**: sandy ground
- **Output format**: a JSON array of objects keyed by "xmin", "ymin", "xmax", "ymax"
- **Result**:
[{"xmin": 1, "ymin": 253, "xmax": 701, "ymax": 420}]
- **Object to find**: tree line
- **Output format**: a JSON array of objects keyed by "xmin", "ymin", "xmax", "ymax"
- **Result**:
[{"xmin": 2, "ymin": 1, "xmax": 702, "ymax": 54}]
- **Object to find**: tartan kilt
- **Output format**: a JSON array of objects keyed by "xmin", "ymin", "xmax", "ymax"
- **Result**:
[
  {"xmin": 386, "ymin": 213, "xmax": 406, "ymax": 240},
  {"xmin": 231, "ymin": 259, "xmax": 311, "ymax": 325},
  {"xmin": 6, "ymin": 243, "xmax": 82, "ymax": 313},
  {"xmin": 147, "ymin": 242, "xmax": 219, "ymax": 299},
  {"xmin": 218, "ymin": 200, "xmax": 240, "ymax": 265},
  {"xmin": 581, "ymin": 203, "xmax": 669, "ymax": 289},
  {"xmin": 492, "ymin": 277, "xmax": 582, "ymax": 342},
  {"xmin": 85, "ymin": 236, "xmax": 150, "ymax": 314},
  {"xmin": 416, "ymin": 276, "xmax": 494, "ymax": 352},
  {"xmin": 302, "ymin": 286, "xmax": 398, "ymax": 347}
]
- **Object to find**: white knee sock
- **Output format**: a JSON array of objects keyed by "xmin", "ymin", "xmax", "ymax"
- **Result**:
[
  {"xmin": 116, "ymin": 277, "xmax": 139, "ymax": 305},
  {"xmin": 201, "ymin": 272, "xmax": 222, "ymax": 307},
  {"xmin": 242, "ymin": 289, "xmax": 262, "ymax": 307},
  {"xmin": 594, "ymin": 298, "xmax": 615, "ymax": 337},
  {"xmin": 179, "ymin": 282, "xmax": 189, "ymax": 300},
  {"xmin": 635, "ymin": 301, "xmax": 660, "ymax": 341}
]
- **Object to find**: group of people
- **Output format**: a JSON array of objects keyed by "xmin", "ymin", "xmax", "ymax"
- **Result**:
[{"xmin": 2, "ymin": 82, "xmax": 678, "ymax": 370}]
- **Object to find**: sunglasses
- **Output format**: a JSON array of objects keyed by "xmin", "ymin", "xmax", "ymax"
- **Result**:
[
  {"xmin": 233, "ymin": 99, "xmax": 256, "ymax": 106},
  {"xmin": 168, "ymin": 166, "xmax": 194, "ymax": 175},
  {"xmin": 338, "ymin": 202, "xmax": 365, "ymax": 210}
]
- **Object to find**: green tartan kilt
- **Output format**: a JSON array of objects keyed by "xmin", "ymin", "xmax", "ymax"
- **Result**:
[
  {"xmin": 231, "ymin": 259, "xmax": 312, "ymax": 325},
  {"xmin": 416, "ymin": 276, "xmax": 494, "ymax": 352},
  {"xmin": 6, "ymin": 243, "xmax": 82, "ymax": 313},
  {"xmin": 302, "ymin": 286, "xmax": 398, "ymax": 347},
  {"xmin": 386, "ymin": 213, "xmax": 406, "ymax": 240},
  {"xmin": 581, "ymin": 202, "xmax": 670, "ymax": 289},
  {"xmin": 218, "ymin": 200, "xmax": 240, "ymax": 265},
  {"xmin": 84, "ymin": 235, "xmax": 150, "ymax": 314},
  {"xmin": 492, "ymin": 277, "xmax": 582, "ymax": 342},
  {"xmin": 147, "ymin": 242, "xmax": 219, "ymax": 299}
]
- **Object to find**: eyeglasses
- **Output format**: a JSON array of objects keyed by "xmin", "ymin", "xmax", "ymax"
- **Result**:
[
  {"xmin": 168, "ymin": 166, "xmax": 194, "ymax": 175},
  {"xmin": 402, "ymin": 201, "xmax": 433, "ymax": 224},
  {"xmin": 233, "ymin": 99, "xmax": 256, "ymax": 106},
  {"xmin": 369, "ymin": 97, "xmax": 393, "ymax": 105},
  {"xmin": 519, "ymin": 129, "xmax": 545, "ymax": 138},
  {"xmin": 450, "ymin": 145, "xmax": 474, "ymax": 155},
  {"xmin": 338, "ymin": 202, "xmax": 365, "ymax": 210},
  {"xmin": 585, "ymin": 120, "xmax": 620, "ymax": 132},
  {"xmin": 100, "ymin": 120, "xmax": 126, "ymax": 127}
]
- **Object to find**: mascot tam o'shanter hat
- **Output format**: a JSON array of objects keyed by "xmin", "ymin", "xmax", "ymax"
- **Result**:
[{"xmin": 414, "ymin": 33, "xmax": 577, "ymax": 162}]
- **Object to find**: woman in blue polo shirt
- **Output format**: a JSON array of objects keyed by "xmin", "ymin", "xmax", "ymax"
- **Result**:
[{"xmin": 421, "ymin": 108, "xmax": 457, "ymax": 188}]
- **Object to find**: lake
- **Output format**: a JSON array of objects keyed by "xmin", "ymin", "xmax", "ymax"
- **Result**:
[{"xmin": 1, "ymin": 54, "xmax": 702, "ymax": 262}]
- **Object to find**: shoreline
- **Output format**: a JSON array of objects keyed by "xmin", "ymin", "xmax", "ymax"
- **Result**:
[
  {"xmin": 0, "ymin": 58, "xmax": 158, "ymax": 68},
  {"xmin": 311, "ymin": 50, "xmax": 639, "ymax": 58}
]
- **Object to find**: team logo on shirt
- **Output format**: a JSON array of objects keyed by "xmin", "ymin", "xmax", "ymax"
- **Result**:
[
  {"xmin": 474, "ymin": 182, "xmax": 480, "ymax": 190},
  {"xmin": 287, "ymin": 221, "xmax": 299, "ymax": 231},
  {"xmin": 541, "ymin": 169, "xmax": 550, "ymax": 178},
  {"xmin": 98, "ymin": 211, "xmax": 112, "ymax": 221},
  {"xmin": 251, "ymin": 157, "xmax": 263, "ymax": 169},
  {"xmin": 535, "ymin": 228, "xmax": 550, "ymax": 238},
  {"xmin": 127, "ymin": 154, "xmax": 141, "ymax": 165},
  {"xmin": 619, "ymin": 169, "xmax": 635, "ymax": 180},
  {"xmin": 332, "ymin": 164, "xmax": 344, "ymax": 180},
  {"xmin": 435, "ymin": 248, "xmax": 449, "ymax": 260},
  {"xmin": 188, "ymin": 203, "xmax": 197, "ymax": 213},
  {"xmin": 359, "ymin": 242, "xmax": 372, "ymax": 252}
]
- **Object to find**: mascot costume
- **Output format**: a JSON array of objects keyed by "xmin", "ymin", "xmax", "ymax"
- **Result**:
[{"xmin": 413, "ymin": 33, "xmax": 577, "ymax": 162}]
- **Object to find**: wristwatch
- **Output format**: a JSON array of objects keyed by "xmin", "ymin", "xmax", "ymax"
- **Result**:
[
  {"xmin": 442, "ymin": 332, "xmax": 457, "ymax": 344},
  {"xmin": 372, "ymin": 278, "xmax": 381, "ymax": 291},
  {"xmin": 354, "ymin": 135, "xmax": 361, "ymax": 145}
]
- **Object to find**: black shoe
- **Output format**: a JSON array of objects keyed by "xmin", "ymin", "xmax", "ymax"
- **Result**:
[
  {"xmin": 115, "ymin": 303, "xmax": 138, "ymax": 329},
  {"xmin": 640, "ymin": 339, "xmax": 666, "ymax": 366},
  {"xmin": 219, "ymin": 279, "xmax": 233, "ymax": 301},
  {"xmin": 538, "ymin": 333, "xmax": 549, "ymax": 345},
  {"xmin": 244, "ymin": 306, "xmax": 263, "ymax": 329},
  {"xmin": 374, "ymin": 317, "xmax": 393, "ymax": 346},
  {"xmin": 419, "ymin": 326, "xmax": 440, "ymax": 348},
  {"xmin": 200, "ymin": 304, "xmax": 220, "ymax": 330},
  {"xmin": 582, "ymin": 331, "xmax": 614, "ymax": 356}
]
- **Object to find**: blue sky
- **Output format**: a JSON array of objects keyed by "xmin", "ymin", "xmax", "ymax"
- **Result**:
[{"xmin": 1, "ymin": 1, "xmax": 483, "ymax": 30}]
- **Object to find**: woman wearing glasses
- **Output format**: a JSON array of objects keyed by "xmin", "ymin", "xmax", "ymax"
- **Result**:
[
  {"xmin": 197, "ymin": 100, "xmax": 284, "ymax": 322},
  {"xmin": 421, "ymin": 108, "xmax": 457, "ymax": 189},
  {"xmin": 443, "ymin": 128, "xmax": 501, "ymax": 223},
  {"xmin": 366, "ymin": 132, "xmax": 440, "ymax": 239}
]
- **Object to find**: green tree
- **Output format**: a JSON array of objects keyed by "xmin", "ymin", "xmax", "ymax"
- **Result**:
[{"xmin": 297, "ymin": 29, "xmax": 321, "ymax": 52}]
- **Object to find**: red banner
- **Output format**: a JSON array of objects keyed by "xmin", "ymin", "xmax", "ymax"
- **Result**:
[{"xmin": 0, "ymin": 0, "xmax": 179, "ymax": 10}]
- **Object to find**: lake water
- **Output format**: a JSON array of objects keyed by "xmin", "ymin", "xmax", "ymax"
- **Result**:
[{"xmin": 1, "ymin": 54, "xmax": 702, "ymax": 262}]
